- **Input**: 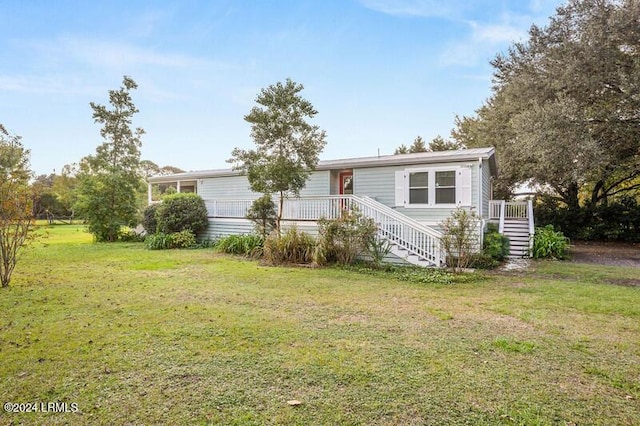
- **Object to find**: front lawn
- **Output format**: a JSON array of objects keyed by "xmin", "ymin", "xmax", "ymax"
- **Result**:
[{"xmin": 1, "ymin": 225, "xmax": 638, "ymax": 424}]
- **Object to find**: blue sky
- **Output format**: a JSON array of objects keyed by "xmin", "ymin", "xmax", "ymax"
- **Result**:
[{"xmin": 0, "ymin": 0, "xmax": 564, "ymax": 176}]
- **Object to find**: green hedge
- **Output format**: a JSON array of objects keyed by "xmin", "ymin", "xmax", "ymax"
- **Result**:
[{"xmin": 156, "ymin": 193, "xmax": 208, "ymax": 235}]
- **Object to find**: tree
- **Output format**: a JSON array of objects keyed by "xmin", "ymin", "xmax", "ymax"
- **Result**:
[
  {"xmin": 140, "ymin": 160, "xmax": 184, "ymax": 178},
  {"xmin": 229, "ymin": 78, "xmax": 327, "ymax": 232},
  {"xmin": 246, "ymin": 194, "xmax": 277, "ymax": 238},
  {"xmin": 31, "ymin": 173, "xmax": 76, "ymax": 222},
  {"xmin": 394, "ymin": 144, "xmax": 409, "ymax": 155},
  {"xmin": 453, "ymin": 0, "xmax": 640, "ymax": 207},
  {"xmin": 75, "ymin": 76, "xmax": 145, "ymax": 242},
  {"xmin": 394, "ymin": 136, "xmax": 428, "ymax": 154},
  {"xmin": 429, "ymin": 135, "xmax": 463, "ymax": 152},
  {"xmin": 0, "ymin": 125, "xmax": 35, "ymax": 287}
]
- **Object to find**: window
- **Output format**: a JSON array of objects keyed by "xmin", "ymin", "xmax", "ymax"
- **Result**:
[
  {"xmin": 409, "ymin": 172, "xmax": 428, "ymax": 204},
  {"xmin": 395, "ymin": 167, "xmax": 472, "ymax": 208},
  {"xmin": 435, "ymin": 171, "xmax": 455, "ymax": 204}
]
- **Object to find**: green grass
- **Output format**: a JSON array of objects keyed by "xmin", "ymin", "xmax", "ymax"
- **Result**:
[{"xmin": 1, "ymin": 225, "xmax": 639, "ymax": 425}]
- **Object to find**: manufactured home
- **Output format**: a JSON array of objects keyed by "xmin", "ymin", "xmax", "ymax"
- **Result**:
[{"xmin": 147, "ymin": 148, "xmax": 533, "ymax": 266}]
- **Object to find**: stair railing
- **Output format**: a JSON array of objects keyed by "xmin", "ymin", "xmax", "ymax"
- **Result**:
[{"xmin": 527, "ymin": 199, "xmax": 535, "ymax": 255}]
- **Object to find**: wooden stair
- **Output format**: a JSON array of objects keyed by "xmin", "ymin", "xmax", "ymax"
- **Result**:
[{"xmin": 503, "ymin": 218, "xmax": 531, "ymax": 257}]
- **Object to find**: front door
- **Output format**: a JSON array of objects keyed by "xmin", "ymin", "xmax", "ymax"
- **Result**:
[{"xmin": 339, "ymin": 172, "xmax": 353, "ymax": 195}]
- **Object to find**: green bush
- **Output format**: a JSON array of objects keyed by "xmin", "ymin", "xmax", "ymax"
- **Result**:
[
  {"xmin": 215, "ymin": 234, "xmax": 264, "ymax": 257},
  {"xmin": 119, "ymin": 227, "xmax": 145, "ymax": 242},
  {"xmin": 534, "ymin": 195, "xmax": 640, "ymax": 242},
  {"xmin": 483, "ymin": 224, "xmax": 510, "ymax": 261},
  {"xmin": 144, "ymin": 230, "xmax": 197, "ymax": 250},
  {"xmin": 246, "ymin": 195, "xmax": 277, "ymax": 238},
  {"xmin": 145, "ymin": 232, "xmax": 174, "ymax": 250},
  {"xmin": 469, "ymin": 252, "xmax": 500, "ymax": 269},
  {"xmin": 264, "ymin": 227, "xmax": 316, "ymax": 265},
  {"xmin": 171, "ymin": 230, "xmax": 197, "ymax": 249},
  {"xmin": 531, "ymin": 225, "xmax": 570, "ymax": 259},
  {"xmin": 366, "ymin": 237, "xmax": 392, "ymax": 269},
  {"xmin": 440, "ymin": 208, "xmax": 480, "ymax": 272},
  {"xmin": 142, "ymin": 203, "xmax": 160, "ymax": 234},
  {"xmin": 156, "ymin": 193, "xmax": 208, "ymax": 235},
  {"xmin": 315, "ymin": 209, "xmax": 377, "ymax": 266}
]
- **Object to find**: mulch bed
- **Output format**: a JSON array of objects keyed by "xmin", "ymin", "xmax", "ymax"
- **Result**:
[{"xmin": 570, "ymin": 241, "xmax": 640, "ymax": 269}]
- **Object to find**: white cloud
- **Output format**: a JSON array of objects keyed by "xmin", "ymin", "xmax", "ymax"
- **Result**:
[
  {"xmin": 358, "ymin": 0, "xmax": 457, "ymax": 19},
  {"xmin": 359, "ymin": 0, "xmax": 559, "ymax": 68},
  {"xmin": 470, "ymin": 21, "xmax": 526, "ymax": 44}
]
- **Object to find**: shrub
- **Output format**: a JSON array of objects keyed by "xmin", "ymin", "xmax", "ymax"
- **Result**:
[
  {"xmin": 469, "ymin": 252, "xmax": 500, "ymax": 269},
  {"xmin": 156, "ymin": 193, "xmax": 208, "ymax": 235},
  {"xmin": 483, "ymin": 223, "xmax": 510, "ymax": 261},
  {"xmin": 534, "ymin": 195, "xmax": 640, "ymax": 242},
  {"xmin": 366, "ymin": 237, "xmax": 392, "ymax": 269},
  {"xmin": 170, "ymin": 230, "xmax": 197, "ymax": 249},
  {"xmin": 119, "ymin": 227, "xmax": 145, "ymax": 242},
  {"xmin": 142, "ymin": 203, "xmax": 160, "ymax": 234},
  {"xmin": 246, "ymin": 195, "xmax": 277, "ymax": 238},
  {"xmin": 531, "ymin": 225, "xmax": 570, "ymax": 259},
  {"xmin": 316, "ymin": 209, "xmax": 377, "ymax": 266},
  {"xmin": 145, "ymin": 232, "xmax": 174, "ymax": 250},
  {"xmin": 440, "ymin": 208, "xmax": 480, "ymax": 272},
  {"xmin": 264, "ymin": 227, "xmax": 316, "ymax": 265},
  {"xmin": 216, "ymin": 234, "xmax": 264, "ymax": 257}
]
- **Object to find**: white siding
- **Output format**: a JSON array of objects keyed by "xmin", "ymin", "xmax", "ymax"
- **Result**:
[
  {"xmin": 299, "ymin": 170, "xmax": 330, "ymax": 196},
  {"xmin": 354, "ymin": 161, "xmax": 480, "ymax": 226},
  {"xmin": 198, "ymin": 175, "xmax": 256, "ymax": 200},
  {"xmin": 482, "ymin": 159, "xmax": 492, "ymax": 219},
  {"xmin": 203, "ymin": 218, "xmax": 254, "ymax": 240},
  {"xmin": 197, "ymin": 170, "xmax": 329, "ymax": 201}
]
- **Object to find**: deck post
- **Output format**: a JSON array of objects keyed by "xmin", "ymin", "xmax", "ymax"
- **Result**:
[
  {"xmin": 527, "ymin": 199, "xmax": 535, "ymax": 255},
  {"xmin": 498, "ymin": 200, "xmax": 506, "ymax": 234}
]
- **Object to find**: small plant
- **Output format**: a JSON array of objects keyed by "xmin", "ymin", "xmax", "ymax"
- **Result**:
[
  {"xmin": 469, "ymin": 252, "xmax": 500, "ymax": 269},
  {"xmin": 246, "ymin": 194, "xmax": 277, "ymax": 239},
  {"xmin": 264, "ymin": 227, "xmax": 316, "ymax": 265},
  {"xmin": 531, "ymin": 225, "xmax": 570, "ymax": 259},
  {"xmin": 215, "ymin": 234, "xmax": 264, "ymax": 257},
  {"xmin": 170, "ymin": 230, "xmax": 197, "ymax": 249},
  {"xmin": 119, "ymin": 227, "xmax": 145, "ymax": 242},
  {"xmin": 482, "ymin": 223, "xmax": 510, "ymax": 262},
  {"xmin": 145, "ymin": 232, "xmax": 174, "ymax": 250},
  {"xmin": 366, "ymin": 236, "xmax": 392, "ymax": 269},
  {"xmin": 440, "ymin": 208, "xmax": 480, "ymax": 272}
]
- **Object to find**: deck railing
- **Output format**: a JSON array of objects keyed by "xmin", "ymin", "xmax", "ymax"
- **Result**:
[
  {"xmin": 205, "ymin": 200, "xmax": 254, "ymax": 218},
  {"xmin": 205, "ymin": 195, "xmax": 443, "ymax": 266},
  {"xmin": 489, "ymin": 200, "xmax": 531, "ymax": 220},
  {"xmin": 489, "ymin": 199, "xmax": 535, "ymax": 254}
]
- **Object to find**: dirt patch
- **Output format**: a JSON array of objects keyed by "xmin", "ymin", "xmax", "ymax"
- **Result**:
[
  {"xmin": 570, "ymin": 241, "xmax": 640, "ymax": 269},
  {"xmin": 605, "ymin": 278, "xmax": 640, "ymax": 288}
]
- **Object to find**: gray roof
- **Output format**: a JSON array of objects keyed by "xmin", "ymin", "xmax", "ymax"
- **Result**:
[{"xmin": 147, "ymin": 147, "xmax": 497, "ymax": 183}]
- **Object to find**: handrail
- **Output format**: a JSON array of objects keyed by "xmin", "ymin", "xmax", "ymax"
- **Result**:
[
  {"xmin": 527, "ymin": 199, "xmax": 535, "ymax": 255},
  {"xmin": 359, "ymin": 196, "xmax": 442, "ymax": 239},
  {"xmin": 348, "ymin": 195, "xmax": 442, "ymax": 266}
]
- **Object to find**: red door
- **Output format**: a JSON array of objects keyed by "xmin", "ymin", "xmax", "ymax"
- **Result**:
[{"xmin": 339, "ymin": 172, "xmax": 353, "ymax": 195}]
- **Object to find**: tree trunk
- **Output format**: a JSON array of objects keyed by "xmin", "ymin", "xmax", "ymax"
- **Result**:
[
  {"xmin": 277, "ymin": 191, "xmax": 284, "ymax": 235},
  {"xmin": 565, "ymin": 182, "xmax": 580, "ymax": 212}
]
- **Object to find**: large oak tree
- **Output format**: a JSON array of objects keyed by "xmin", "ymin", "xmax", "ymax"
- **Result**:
[{"xmin": 454, "ymin": 0, "xmax": 640, "ymax": 208}]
